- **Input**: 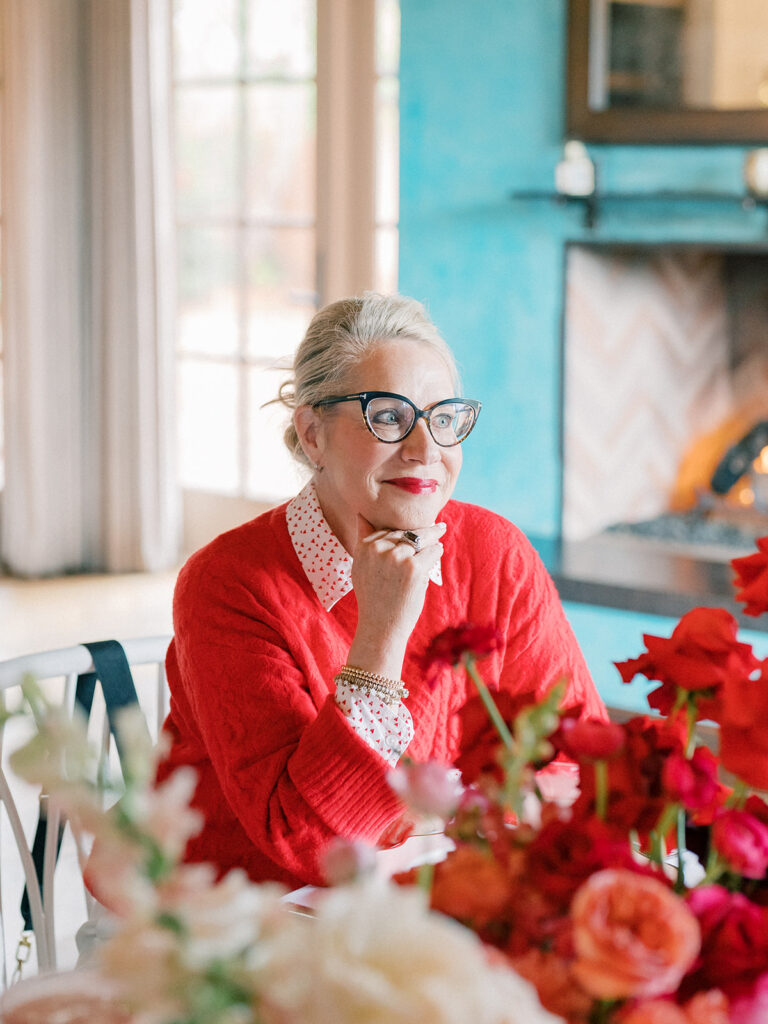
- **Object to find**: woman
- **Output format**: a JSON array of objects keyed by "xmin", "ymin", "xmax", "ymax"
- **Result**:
[{"xmin": 158, "ymin": 293, "xmax": 606, "ymax": 890}]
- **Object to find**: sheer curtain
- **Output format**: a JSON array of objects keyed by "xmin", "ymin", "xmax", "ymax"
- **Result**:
[{"xmin": 1, "ymin": 0, "xmax": 179, "ymax": 576}]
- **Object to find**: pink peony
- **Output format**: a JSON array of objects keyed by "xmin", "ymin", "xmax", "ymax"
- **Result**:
[
  {"xmin": 711, "ymin": 808, "xmax": 768, "ymax": 879},
  {"xmin": 571, "ymin": 869, "xmax": 701, "ymax": 1001},
  {"xmin": 685, "ymin": 886, "xmax": 768, "ymax": 999}
]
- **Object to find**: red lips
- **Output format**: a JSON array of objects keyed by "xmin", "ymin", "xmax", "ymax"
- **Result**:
[{"xmin": 383, "ymin": 477, "xmax": 438, "ymax": 494}]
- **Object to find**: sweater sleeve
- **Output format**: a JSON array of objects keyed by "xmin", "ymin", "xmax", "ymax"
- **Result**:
[{"xmin": 169, "ymin": 562, "xmax": 406, "ymax": 886}]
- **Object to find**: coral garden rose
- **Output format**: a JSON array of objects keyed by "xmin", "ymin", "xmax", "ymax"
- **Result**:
[
  {"xmin": 732, "ymin": 536, "xmax": 768, "ymax": 617},
  {"xmin": 570, "ymin": 869, "xmax": 701, "ymax": 1001},
  {"xmin": 619, "ymin": 990, "xmax": 729, "ymax": 1024},
  {"xmin": 429, "ymin": 844, "xmax": 516, "ymax": 929},
  {"xmin": 615, "ymin": 607, "xmax": 758, "ymax": 718},
  {"xmin": 718, "ymin": 658, "xmax": 768, "ymax": 791},
  {"xmin": 711, "ymin": 808, "xmax": 768, "ymax": 880}
]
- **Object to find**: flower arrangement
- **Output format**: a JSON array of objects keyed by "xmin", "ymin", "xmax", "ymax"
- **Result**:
[
  {"xmin": 5, "ymin": 539, "xmax": 768, "ymax": 1024},
  {"xmin": 1, "ymin": 691, "xmax": 558, "ymax": 1024},
  {"xmin": 387, "ymin": 539, "xmax": 768, "ymax": 1024}
]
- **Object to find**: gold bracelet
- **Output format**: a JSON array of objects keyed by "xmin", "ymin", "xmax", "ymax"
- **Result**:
[{"xmin": 334, "ymin": 664, "xmax": 409, "ymax": 706}]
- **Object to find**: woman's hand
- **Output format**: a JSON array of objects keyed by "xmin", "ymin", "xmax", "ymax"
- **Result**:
[{"xmin": 347, "ymin": 515, "xmax": 446, "ymax": 679}]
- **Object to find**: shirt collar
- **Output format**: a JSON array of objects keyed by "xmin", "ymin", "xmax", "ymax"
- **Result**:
[{"xmin": 286, "ymin": 481, "xmax": 442, "ymax": 611}]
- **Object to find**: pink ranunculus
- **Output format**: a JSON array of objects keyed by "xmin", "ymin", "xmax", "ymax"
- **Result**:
[
  {"xmin": 732, "ymin": 536, "xmax": 768, "ymax": 617},
  {"xmin": 711, "ymin": 808, "xmax": 768, "ymax": 879},
  {"xmin": 662, "ymin": 746, "xmax": 722, "ymax": 816},
  {"xmin": 730, "ymin": 972, "xmax": 768, "ymax": 1024},
  {"xmin": 685, "ymin": 886, "xmax": 768, "ymax": 999},
  {"xmin": 570, "ymin": 868, "xmax": 701, "ymax": 1001},
  {"xmin": 388, "ymin": 759, "xmax": 463, "ymax": 820}
]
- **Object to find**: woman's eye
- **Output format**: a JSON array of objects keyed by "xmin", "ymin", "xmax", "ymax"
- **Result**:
[
  {"xmin": 372, "ymin": 408, "xmax": 404, "ymax": 426},
  {"xmin": 433, "ymin": 413, "xmax": 453, "ymax": 430}
]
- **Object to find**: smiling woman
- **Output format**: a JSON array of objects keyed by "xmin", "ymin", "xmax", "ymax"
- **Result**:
[{"xmin": 157, "ymin": 292, "xmax": 607, "ymax": 890}]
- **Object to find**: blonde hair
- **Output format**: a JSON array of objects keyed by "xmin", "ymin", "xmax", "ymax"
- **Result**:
[{"xmin": 277, "ymin": 292, "xmax": 459, "ymax": 466}]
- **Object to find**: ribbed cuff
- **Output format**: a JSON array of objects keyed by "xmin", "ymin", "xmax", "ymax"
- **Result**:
[{"xmin": 289, "ymin": 695, "xmax": 405, "ymax": 841}]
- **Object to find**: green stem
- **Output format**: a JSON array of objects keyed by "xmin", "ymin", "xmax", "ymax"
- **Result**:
[
  {"xmin": 675, "ymin": 807, "xmax": 687, "ymax": 893},
  {"xmin": 685, "ymin": 700, "xmax": 698, "ymax": 758},
  {"xmin": 417, "ymin": 861, "xmax": 435, "ymax": 896},
  {"xmin": 594, "ymin": 759, "xmax": 608, "ymax": 821},
  {"xmin": 465, "ymin": 658, "xmax": 515, "ymax": 751}
]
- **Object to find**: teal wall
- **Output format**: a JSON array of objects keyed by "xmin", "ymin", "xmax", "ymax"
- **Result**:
[
  {"xmin": 397, "ymin": 0, "xmax": 768, "ymax": 709},
  {"xmin": 398, "ymin": 0, "xmax": 768, "ymax": 538}
]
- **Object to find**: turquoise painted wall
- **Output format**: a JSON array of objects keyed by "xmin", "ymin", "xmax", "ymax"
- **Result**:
[
  {"xmin": 397, "ymin": 0, "xmax": 768, "ymax": 709},
  {"xmin": 398, "ymin": 0, "xmax": 768, "ymax": 538}
]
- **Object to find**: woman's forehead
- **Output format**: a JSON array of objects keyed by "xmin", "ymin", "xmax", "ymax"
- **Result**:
[{"xmin": 342, "ymin": 338, "xmax": 457, "ymax": 395}]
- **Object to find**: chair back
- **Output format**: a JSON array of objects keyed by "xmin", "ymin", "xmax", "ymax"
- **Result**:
[{"xmin": 0, "ymin": 636, "xmax": 171, "ymax": 985}]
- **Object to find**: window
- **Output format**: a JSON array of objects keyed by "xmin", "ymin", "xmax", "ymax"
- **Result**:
[{"xmin": 173, "ymin": 0, "xmax": 400, "ymax": 510}]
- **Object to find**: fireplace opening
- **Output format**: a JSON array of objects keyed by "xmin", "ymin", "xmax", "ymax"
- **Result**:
[{"xmin": 561, "ymin": 244, "xmax": 768, "ymax": 560}]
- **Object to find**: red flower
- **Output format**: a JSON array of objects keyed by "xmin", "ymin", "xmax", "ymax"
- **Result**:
[
  {"xmin": 684, "ymin": 886, "xmax": 768, "ymax": 1000},
  {"xmin": 573, "ymin": 716, "xmax": 685, "ymax": 840},
  {"xmin": 422, "ymin": 623, "xmax": 503, "ymax": 684},
  {"xmin": 551, "ymin": 717, "xmax": 625, "ymax": 762},
  {"xmin": 719, "ymin": 659, "xmax": 768, "ymax": 791},
  {"xmin": 732, "ymin": 536, "xmax": 768, "ymax": 617},
  {"xmin": 615, "ymin": 608, "xmax": 759, "ymax": 719},
  {"xmin": 711, "ymin": 809, "xmax": 768, "ymax": 880},
  {"xmin": 662, "ymin": 746, "xmax": 724, "ymax": 820},
  {"xmin": 525, "ymin": 817, "xmax": 653, "ymax": 911}
]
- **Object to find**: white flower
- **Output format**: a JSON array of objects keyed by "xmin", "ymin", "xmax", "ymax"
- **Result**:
[{"xmin": 252, "ymin": 880, "xmax": 563, "ymax": 1024}]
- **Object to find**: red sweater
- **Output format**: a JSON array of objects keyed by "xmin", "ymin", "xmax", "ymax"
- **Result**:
[{"xmin": 159, "ymin": 498, "xmax": 605, "ymax": 889}]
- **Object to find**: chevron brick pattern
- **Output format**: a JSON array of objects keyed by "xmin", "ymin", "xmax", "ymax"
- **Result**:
[{"xmin": 562, "ymin": 247, "xmax": 734, "ymax": 539}]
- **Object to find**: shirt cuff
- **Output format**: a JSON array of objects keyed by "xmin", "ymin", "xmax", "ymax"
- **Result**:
[{"xmin": 335, "ymin": 680, "xmax": 414, "ymax": 767}]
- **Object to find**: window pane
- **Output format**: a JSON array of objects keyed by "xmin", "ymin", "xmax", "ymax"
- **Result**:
[
  {"xmin": 247, "ymin": 367, "xmax": 308, "ymax": 501},
  {"xmin": 247, "ymin": 0, "xmax": 316, "ymax": 77},
  {"xmin": 176, "ymin": 87, "xmax": 238, "ymax": 218},
  {"xmin": 376, "ymin": 0, "xmax": 400, "ymax": 76},
  {"xmin": 178, "ymin": 360, "xmax": 241, "ymax": 492},
  {"xmin": 246, "ymin": 227, "xmax": 316, "ymax": 360},
  {"xmin": 174, "ymin": 0, "xmax": 239, "ymax": 80},
  {"xmin": 375, "ymin": 77, "xmax": 399, "ymax": 224},
  {"xmin": 178, "ymin": 227, "xmax": 239, "ymax": 357},
  {"xmin": 246, "ymin": 84, "xmax": 316, "ymax": 220},
  {"xmin": 375, "ymin": 226, "xmax": 398, "ymax": 295}
]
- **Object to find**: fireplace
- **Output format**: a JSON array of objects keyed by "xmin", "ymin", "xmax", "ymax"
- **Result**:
[{"xmin": 561, "ymin": 243, "xmax": 768, "ymax": 560}]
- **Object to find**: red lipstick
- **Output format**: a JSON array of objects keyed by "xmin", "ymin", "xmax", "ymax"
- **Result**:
[{"xmin": 384, "ymin": 477, "xmax": 438, "ymax": 494}]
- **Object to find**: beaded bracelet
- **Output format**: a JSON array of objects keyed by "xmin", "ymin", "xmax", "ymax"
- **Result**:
[{"xmin": 334, "ymin": 664, "xmax": 409, "ymax": 707}]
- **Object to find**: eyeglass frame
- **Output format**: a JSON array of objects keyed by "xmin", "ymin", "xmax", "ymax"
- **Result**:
[{"xmin": 312, "ymin": 391, "xmax": 482, "ymax": 447}]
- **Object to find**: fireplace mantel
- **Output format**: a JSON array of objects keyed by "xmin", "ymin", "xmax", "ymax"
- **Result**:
[{"xmin": 533, "ymin": 533, "xmax": 768, "ymax": 633}]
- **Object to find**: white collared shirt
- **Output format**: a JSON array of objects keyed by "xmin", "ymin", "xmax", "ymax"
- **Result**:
[{"xmin": 285, "ymin": 481, "xmax": 423, "ymax": 764}]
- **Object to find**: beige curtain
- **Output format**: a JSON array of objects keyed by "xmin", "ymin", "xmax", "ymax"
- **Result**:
[{"xmin": 1, "ymin": 0, "xmax": 179, "ymax": 576}]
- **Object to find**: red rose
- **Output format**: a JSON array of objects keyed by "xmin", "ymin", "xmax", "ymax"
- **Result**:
[
  {"xmin": 732, "ymin": 536, "xmax": 768, "ymax": 617},
  {"xmin": 525, "ymin": 817, "xmax": 653, "ymax": 910},
  {"xmin": 719, "ymin": 659, "xmax": 768, "ymax": 791},
  {"xmin": 684, "ymin": 886, "xmax": 768, "ymax": 999},
  {"xmin": 552, "ymin": 717, "xmax": 625, "ymax": 762},
  {"xmin": 615, "ymin": 608, "xmax": 759, "ymax": 719},
  {"xmin": 662, "ymin": 746, "xmax": 724, "ymax": 820},
  {"xmin": 711, "ymin": 808, "xmax": 768, "ymax": 880}
]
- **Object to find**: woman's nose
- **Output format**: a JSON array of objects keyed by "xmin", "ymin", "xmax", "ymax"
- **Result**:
[{"xmin": 400, "ymin": 417, "xmax": 440, "ymax": 461}]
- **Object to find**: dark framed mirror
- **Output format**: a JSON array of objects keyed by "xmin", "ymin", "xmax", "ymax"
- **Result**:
[{"xmin": 566, "ymin": 0, "xmax": 768, "ymax": 144}]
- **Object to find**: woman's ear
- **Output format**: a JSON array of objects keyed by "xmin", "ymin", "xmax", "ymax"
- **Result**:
[{"xmin": 294, "ymin": 405, "xmax": 325, "ymax": 469}]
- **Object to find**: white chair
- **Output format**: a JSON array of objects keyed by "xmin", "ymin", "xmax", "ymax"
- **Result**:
[{"xmin": 0, "ymin": 636, "xmax": 172, "ymax": 986}]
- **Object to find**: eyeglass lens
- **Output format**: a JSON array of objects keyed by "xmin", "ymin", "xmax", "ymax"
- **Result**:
[{"xmin": 365, "ymin": 396, "xmax": 475, "ymax": 445}]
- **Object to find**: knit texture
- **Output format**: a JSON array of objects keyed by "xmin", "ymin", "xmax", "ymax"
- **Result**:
[{"xmin": 159, "ymin": 498, "xmax": 606, "ymax": 889}]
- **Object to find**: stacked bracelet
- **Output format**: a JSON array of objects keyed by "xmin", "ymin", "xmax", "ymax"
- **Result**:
[{"xmin": 334, "ymin": 664, "xmax": 409, "ymax": 706}]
